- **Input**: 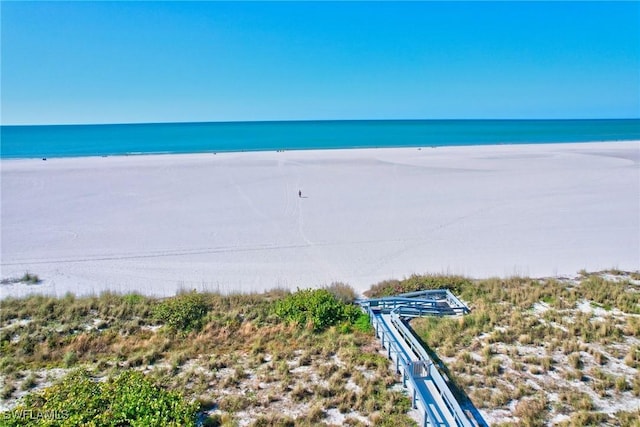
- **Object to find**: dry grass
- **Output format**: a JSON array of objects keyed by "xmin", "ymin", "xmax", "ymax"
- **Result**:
[
  {"xmin": 0, "ymin": 289, "xmax": 415, "ymax": 425},
  {"xmin": 382, "ymin": 271, "xmax": 640, "ymax": 426},
  {"xmin": 3, "ymin": 271, "xmax": 639, "ymax": 425}
]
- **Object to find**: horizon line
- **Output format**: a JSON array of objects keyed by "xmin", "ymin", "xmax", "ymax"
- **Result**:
[{"xmin": 3, "ymin": 117, "xmax": 639, "ymax": 127}]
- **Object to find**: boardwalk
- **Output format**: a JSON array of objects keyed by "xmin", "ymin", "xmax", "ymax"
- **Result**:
[{"xmin": 358, "ymin": 290, "xmax": 487, "ymax": 427}]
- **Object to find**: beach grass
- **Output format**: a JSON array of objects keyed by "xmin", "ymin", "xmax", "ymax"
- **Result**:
[
  {"xmin": 0, "ymin": 272, "xmax": 40, "ymax": 286},
  {"xmin": 1, "ymin": 271, "xmax": 639, "ymax": 425},
  {"xmin": 0, "ymin": 286, "xmax": 414, "ymax": 426},
  {"xmin": 366, "ymin": 271, "xmax": 640, "ymax": 426}
]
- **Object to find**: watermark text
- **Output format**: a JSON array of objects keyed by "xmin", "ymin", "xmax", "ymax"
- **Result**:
[{"xmin": 2, "ymin": 409, "xmax": 69, "ymax": 421}]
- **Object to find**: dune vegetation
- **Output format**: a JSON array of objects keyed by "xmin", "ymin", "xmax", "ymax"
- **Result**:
[
  {"xmin": 0, "ymin": 285, "xmax": 411, "ymax": 426},
  {"xmin": 366, "ymin": 271, "xmax": 640, "ymax": 426},
  {"xmin": 1, "ymin": 271, "xmax": 639, "ymax": 426}
]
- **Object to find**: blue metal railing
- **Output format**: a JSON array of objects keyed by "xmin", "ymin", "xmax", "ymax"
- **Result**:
[
  {"xmin": 358, "ymin": 289, "xmax": 470, "ymax": 317},
  {"xmin": 368, "ymin": 307, "xmax": 442, "ymax": 426},
  {"xmin": 358, "ymin": 289, "xmax": 482, "ymax": 427},
  {"xmin": 389, "ymin": 310, "xmax": 472, "ymax": 427}
]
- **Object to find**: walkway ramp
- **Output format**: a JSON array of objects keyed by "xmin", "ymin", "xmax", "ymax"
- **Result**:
[{"xmin": 358, "ymin": 289, "xmax": 487, "ymax": 427}]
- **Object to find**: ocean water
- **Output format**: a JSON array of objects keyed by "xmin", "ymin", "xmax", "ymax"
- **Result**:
[{"xmin": 1, "ymin": 119, "xmax": 639, "ymax": 159}]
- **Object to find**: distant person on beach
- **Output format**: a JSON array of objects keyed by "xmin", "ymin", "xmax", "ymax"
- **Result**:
[{"xmin": 298, "ymin": 190, "xmax": 302, "ymax": 198}]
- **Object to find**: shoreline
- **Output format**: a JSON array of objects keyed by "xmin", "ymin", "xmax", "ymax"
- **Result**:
[
  {"xmin": 1, "ymin": 138, "xmax": 639, "ymax": 161},
  {"xmin": 2, "ymin": 141, "xmax": 639, "ymax": 298}
]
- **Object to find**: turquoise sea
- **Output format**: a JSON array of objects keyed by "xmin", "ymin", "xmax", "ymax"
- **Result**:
[{"xmin": 1, "ymin": 119, "xmax": 639, "ymax": 159}]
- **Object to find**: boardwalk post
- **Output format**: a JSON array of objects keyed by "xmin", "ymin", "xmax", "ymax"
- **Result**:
[{"xmin": 402, "ymin": 366, "xmax": 407, "ymax": 388}]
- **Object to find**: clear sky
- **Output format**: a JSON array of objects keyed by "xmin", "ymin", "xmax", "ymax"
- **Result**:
[{"xmin": 1, "ymin": 1, "xmax": 639, "ymax": 125}]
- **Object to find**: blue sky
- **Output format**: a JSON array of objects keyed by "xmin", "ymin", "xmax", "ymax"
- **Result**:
[{"xmin": 2, "ymin": 1, "xmax": 639, "ymax": 125}]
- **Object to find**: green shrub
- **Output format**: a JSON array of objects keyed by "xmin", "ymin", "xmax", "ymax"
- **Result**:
[
  {"xmin": 353, "ymin": 312, "xmax": 373, "ymax": 333},
  {"xmin": 2, "ymin": 369, "xmax": 198, "ymax": 426},
  {"xmin": 122, "ymin": 293, "xmax": 145, "ymax": 305},
  {"xmin": 153, "ymin": 291, "xmax": 209, "ymax": 332},
  {"xmin": 273, "ymin": 289, "xmax": 361, "ymax": 331},
  {"xmin": 21, "ymin": 272, "xmax": 40, "ymax": 284}
]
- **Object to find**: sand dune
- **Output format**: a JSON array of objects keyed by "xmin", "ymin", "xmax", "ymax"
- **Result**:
[{"xmin": 2, "ymin": 141, "xmax": 639, "ymax": 297}]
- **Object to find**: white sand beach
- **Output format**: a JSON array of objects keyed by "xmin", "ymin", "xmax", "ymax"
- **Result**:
[{"xmin": 1, "ymin": 141, "xmax": 639, "ymax": 298}]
